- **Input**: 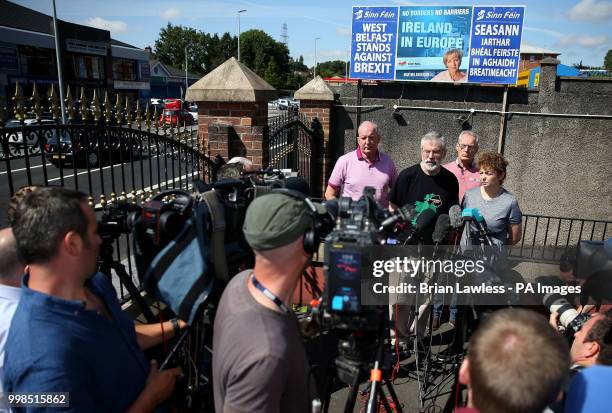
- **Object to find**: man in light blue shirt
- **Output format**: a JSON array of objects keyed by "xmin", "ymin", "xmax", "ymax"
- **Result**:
[{"xmin": 0, "ymin": 228, "xmax": 24, "ymax": 410}]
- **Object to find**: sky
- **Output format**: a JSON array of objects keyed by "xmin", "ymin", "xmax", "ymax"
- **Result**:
[{"xmin": 12, "ymin": 0, "xmax": 612, "ymax": 67}]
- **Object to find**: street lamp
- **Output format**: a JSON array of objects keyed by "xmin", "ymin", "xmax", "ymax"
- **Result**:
[
  {"xmin": 237, "ymin": 9, "xmax": 247, "ymax": 62},
  {"xmin": 184, "ymin": 46, "xmax": 188, "ymax": 98},
  {"xmin": 314, "ymin": 37, "xmax": 320, "ymax": 77}
]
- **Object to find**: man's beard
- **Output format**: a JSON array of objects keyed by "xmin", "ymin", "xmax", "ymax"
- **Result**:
[{"xmin": 421, "ymin": 160, "xmax": 441, "ymax": 173}]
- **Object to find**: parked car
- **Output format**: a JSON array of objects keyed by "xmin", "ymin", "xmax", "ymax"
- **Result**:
[
  {"xmin": 160, "ymin": 108, "xmax": 195, "ymax": 126},
  {"xmin": 3, "ymin": 118, "xmax": 56, "ymax": 155},
  {"xmin": 44, "ymin": 130, "xmax": 142, "ymax": 168},
  {"xmin": 188, "ymin": 104, "xmax": 198, "ymax": 123}
]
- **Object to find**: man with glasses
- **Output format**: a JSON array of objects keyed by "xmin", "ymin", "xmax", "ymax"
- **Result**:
[
  {"xmin": 431, "ymin": 130, "xmax": 480, "ymax": 328},
  {"xmin": 443, "ymin": 130, "xmax": 480, "ymax": 204}
]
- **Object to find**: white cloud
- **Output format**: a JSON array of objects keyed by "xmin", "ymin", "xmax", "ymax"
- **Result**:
[
  {"xmin": 567, "ymin": 0, "xmax": 612, "ymax": 23},
  {"xmin": 556, "ymin": 34, "xmax": 609, "ymax": 47},
  {"xmin": 336, "ymin": 27, "xmax": 351, "ymax": 37},
  {"xmin": 160, "ymin": 7, "xmax": 181, "ymax": 20},
  {"xmin": 84, "ymin": 17, "xmax": 128, "ymax": 34}
]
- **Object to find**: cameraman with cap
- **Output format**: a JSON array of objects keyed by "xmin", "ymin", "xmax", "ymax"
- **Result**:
[{"xmin": 213, "ymin": 191, "xmax": 316, "ymax": 413}]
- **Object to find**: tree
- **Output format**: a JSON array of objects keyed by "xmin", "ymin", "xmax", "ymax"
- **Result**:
[
  {"xmin": 154, "ymin": 24, "xmax": 212, "ymax": 74},
  {"xmin": 239, "ymin": 30, "xmax": 290, "ymax": 89},
  {"xmin": 317, "ymin": 60, "xmax": 349, "ymax": 78},
  {"xmin": 290, "ymin": 55, "xmax": 308, "ymax": 72},
  {"xmin": 605, "ymin": 49, "xmax": 612, "ymax": 71}
]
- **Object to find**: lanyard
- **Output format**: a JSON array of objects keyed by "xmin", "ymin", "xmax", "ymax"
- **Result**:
[{"xmin": 251, "ymin": 273, "xmax": 290, "ymax": 314}]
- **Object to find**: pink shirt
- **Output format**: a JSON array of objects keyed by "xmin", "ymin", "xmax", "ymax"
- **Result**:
[
  {"xmin": 328, "ymin": 147, "xmax": 397, "ymax": 208},
  {"xmin": 443, "ymin": 158, "xmax": 480, "ymax": 204}
]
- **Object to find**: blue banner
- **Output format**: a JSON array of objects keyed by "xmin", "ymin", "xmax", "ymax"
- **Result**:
[
  {"xmin": 350, "ymin": 6, "xmax": 398, "ymax": 80},
  {"xmin": 395, "ymin": 6, "xmax": 472, "ymax": 81},
  {"xmin": 466, "ymin": 6, "xmax": 525, "ymax": 84}
]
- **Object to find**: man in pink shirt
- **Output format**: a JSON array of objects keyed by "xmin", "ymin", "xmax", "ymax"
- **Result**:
[
  {"xmin": 434, "ymin": 130, "xmax": 480, "ymax": 328},
  {"xmin": 443, "ymin": 130, "xmax": 480, "ymax": 205},
  {"xmin": 325, "ymin": 121, "xmax": 397, "ymax": 208}
]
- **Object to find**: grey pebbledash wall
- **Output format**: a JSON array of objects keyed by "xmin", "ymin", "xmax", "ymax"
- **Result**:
[{"xmin": 327, "ymin": 60, "xmax": 612, "ymax": 223}]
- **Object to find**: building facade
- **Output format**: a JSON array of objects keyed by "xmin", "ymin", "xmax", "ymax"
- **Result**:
[{"xmin": 0, "ymin": 0, "xmax": 150, "ymax": 113}]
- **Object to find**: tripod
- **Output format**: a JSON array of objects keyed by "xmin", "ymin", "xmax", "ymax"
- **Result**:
[
  {"xmin": 322, "ymin": 312, "xmax": 403, "ymax": 413},
  {"xmin": 98, "ymin": 235, "xmax": 156, "ymax": 323}
]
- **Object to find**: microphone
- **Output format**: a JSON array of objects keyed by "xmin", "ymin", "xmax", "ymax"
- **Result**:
[
  {"xmin": 449, "ymin": 205, "xmax": 463, "ymax": 229},
  {"xmin": 379, "ymin": 204, "xmax": 417, "ymax": 231},
  {"xmin": 432, "ymin": 214, "xmax": 451, "ymax": 244},
  {"xmin": 413, "ymin": 208, "xmax": 437, "ymax": 234},
  {"xmin": 461, "ymin": 208, "xmax": 493, "ymax": 246}
]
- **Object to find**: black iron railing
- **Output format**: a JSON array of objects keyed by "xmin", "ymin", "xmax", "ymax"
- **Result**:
[{"xmin": 509, "ymin": 214, "xmax": 611, "ymax": 262}]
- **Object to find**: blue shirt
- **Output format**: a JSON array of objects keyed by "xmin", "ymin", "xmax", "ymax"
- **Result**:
[{"xmin": 3, "ymin": 273, "xmax": 149, "ymax": 412}]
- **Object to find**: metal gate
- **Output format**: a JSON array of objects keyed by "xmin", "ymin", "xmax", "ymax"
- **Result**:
[
  {"xmin": 267, "ymin": 109, "xmax": 322, "ymax": 189},
  {"xmin": 1, "ymin": 82, "xmax": 221, "ymax": 300}
]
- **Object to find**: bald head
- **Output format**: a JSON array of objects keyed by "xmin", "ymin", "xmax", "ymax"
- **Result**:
[{"xmin": 0, "ymin": 228, "xmax": 24, "ymax": 286}]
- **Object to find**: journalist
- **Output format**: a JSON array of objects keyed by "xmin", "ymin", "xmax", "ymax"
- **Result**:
[
  {"xmin": 0, "ymin": 228, "xmax": 24, "ymax": 407},
  {"xmin": 325, "ymin": 121, "xmax": 397, "ymax": 208},
  {"xmin": 456, "ymin": 308, "xmax": 569, "ymax": 413},
  {"xmin": 4, "ymin": 187, "xmax": 183, "ymax": 412},
  {"xmin": 213, "ymin": 191, "xmax": 316, "ymax": 413}
]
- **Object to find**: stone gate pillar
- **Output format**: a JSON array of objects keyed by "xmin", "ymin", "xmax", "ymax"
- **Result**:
[
  {"xmin": 294, "ymin": 76, "xmax": 335, "ymax": 197},
  {"xmin": 186, "ymin": 57, "xmax": 277, "ymax": 169}
]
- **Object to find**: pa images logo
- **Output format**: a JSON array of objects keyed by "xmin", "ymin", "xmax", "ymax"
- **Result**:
[{"xmin": 354, "ymin": 9, "xmax": 363, "ymax": 20}]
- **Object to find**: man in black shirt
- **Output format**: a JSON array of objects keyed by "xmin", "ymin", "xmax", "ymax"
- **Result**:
[
  {"xmin": 388, "ymin": 132, "xmax": 459, "ymax": 338},
  {"xmin": 389, "ymin": 131, "xmax": 459, "ymax": 243}
]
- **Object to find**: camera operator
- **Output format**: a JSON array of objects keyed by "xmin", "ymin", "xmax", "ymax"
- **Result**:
[
  {"xmin": 213, "ymin": 192, "xmax": 316, "ymax": 413},
  {"xmin": 550, "ymin": 310, "xmax": 612, "ymax": 371},
  {"xmin": 457, "ymin": 308, "xmax": 569, "ymax": 413},
  {"xmin": 4, "ymin": 187, "xmax": 183, "ymax": 412}
]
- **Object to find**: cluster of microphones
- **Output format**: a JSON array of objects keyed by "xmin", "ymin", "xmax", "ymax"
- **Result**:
[{"xmin": 378, "ymin": 201, "xmax": 492, "ymax": 246}]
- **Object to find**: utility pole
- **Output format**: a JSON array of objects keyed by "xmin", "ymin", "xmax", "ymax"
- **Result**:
[
  {"xmin": 314, "ymin": 37, "xmax": 320, "ymax": 77},
  {"xmin": 237, "ymin": 9, "xmax": 247, "ymax": 62},
  {"xmin": 52, "ymin": 0, "xmax": 66, "ymax": 124},
  {"xmin": 184, "ymin": 46, "xmax": 188, "ymax": 99}
]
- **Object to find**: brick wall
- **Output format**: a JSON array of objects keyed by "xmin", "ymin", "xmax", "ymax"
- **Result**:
[{"xmin": 197, "ymin": 101, "xmax": 268, "ymax": 168}]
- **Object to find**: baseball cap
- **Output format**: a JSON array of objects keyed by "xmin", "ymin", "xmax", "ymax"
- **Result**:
[{"xmin": 243, "ymin": 192, "xmax": 312, "ymax": 251}]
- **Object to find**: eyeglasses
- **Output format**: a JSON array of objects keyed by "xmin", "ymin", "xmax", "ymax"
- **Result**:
[{"xmin": 458, "ymin": 144, "xmax": 476, "ymax": 151}]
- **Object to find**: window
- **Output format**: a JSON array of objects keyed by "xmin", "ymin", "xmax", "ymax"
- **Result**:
[
  {"xmin": 73, "ymin": 55, "xmax": 105, "ymax": 80},
  {"xmin": 113, "ymin": 58, "xmax": 137, "ymax": 81},
  {"xmin": 19, "ymin": 46, "xmax": 56, "ymax": 76}
]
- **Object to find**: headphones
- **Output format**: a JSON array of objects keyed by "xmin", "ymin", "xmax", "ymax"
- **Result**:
[{"xmin": 269, "ymin": 188, "xmax": 319, "ymax": 255}]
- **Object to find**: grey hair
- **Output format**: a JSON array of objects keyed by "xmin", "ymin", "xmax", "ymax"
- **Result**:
[
  {"xmin": 227, "ymin": 156, "xmax": 253, "ymax": 168},
  {"xmin": 420, "ymin": 131, "xmax": 446, "ymax": 151},
  {"xmin": 358, "ymin": 121, "xmax": 380, "ymax": 137},
  {"xmin": 458, "ymin": 130, "xmax": 479, "ymax": 144}
]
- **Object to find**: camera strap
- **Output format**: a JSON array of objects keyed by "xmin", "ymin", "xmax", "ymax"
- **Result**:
[{"xmin": 251, "ymin": 273, "xmax": 290, "ymax": 314}]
